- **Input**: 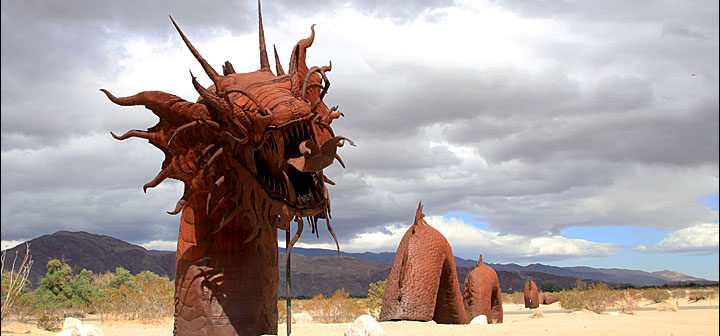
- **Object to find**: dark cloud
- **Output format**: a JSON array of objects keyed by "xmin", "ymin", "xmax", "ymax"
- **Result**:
[{"xmin": 1, "ymin": 0, "xmax": 717, "ymax": 265}]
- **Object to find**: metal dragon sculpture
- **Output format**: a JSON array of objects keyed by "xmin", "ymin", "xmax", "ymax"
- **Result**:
[
  {"xmin": 101, "ymin": 2, "xmax": 351, "ymax": 335},
  {"xmin": 379, "ymin": 203, "xmax": 504, "ymax": 324}
]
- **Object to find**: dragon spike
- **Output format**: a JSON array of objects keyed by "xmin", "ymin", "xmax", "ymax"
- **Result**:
[
  {"xmin": 257, "ymin": 0, "xmax": 271, "ymax": 71},
  {"xmin": 289, "ymin": 24, "xmax": 315, "ymax": 75},
  {"xmin": 190, "ymin": 70, "xmax": 229, "ymax": 119},
  {"xmin": 169, "ymin": 15, "xmax": 221, "ymax": 85},
  {"xmin": 110, "ymin": 130, "xmax": 152, "ymax": 141},
  {"xmin": 273, "ymin": 44, "xmax": 285, "ymax": 76},
  {"xmin": 326, "ymin": 217, "xmax": 340, "ymax": 256},
  {"xmin": 143, "ymin": 165, "xmax": 174, "ymax": 193},
  {"xmin": 168, "ymin": 199, "xmax": 186, "ymax": 215},
  {"xmin": 222, "ymin": 61, "xmax": 235, "ymax": 75}
]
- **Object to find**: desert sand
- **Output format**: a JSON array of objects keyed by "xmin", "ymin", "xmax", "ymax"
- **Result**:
[{"xmin": 2, "ymin": 298, "xmax": 717, "ymax": 335}]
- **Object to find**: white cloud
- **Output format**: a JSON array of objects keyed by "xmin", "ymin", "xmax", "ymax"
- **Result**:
[
  {"xmin": 139, "ymin": 240, "xmax": 177, "ymax": 252},
  {"xmin": 635, "ymin": 222, "xmax": 719, "ymax": 254},
  {"xmin": 280, "ymin": 215, "xmax": 622, "ymax": 263},
  {"xmin": 1, "ymin": 240, "xmax": 26, "ymax": 251}
]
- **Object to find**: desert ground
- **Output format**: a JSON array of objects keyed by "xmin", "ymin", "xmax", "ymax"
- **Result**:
[{"xmin": 2, "ymin": 298, "xmax": 717, "ymax": 336}]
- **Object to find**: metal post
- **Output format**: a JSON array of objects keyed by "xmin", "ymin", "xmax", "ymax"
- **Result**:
[{"xmin": 286, "ymin": 228, "xmax": 291, "ymax": 336}]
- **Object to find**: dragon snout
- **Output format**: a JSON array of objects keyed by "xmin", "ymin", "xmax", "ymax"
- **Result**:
[{"xmin": 287, "ymin": 136, "xmax": 355, "ymax": 172}]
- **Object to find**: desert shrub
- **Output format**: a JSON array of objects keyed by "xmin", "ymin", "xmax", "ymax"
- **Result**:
[
  {"xmin": 503, "ymin": 291, "xmax": 524, "ymax": 305},
  {"xmin": 278, "ymin": 300, "xmax": 287, "ymax": 323},
  {"xmin": 36, "ymin": 259, "xmax": 75, "ymax": 308},
  {"xmin": 366, "ymin": 279, "xmax": 387, "ymax": 317},
  {"xmin": 107, "ymin": 267, "xmax": 137, "ymax": 290},
  {"xmin": 560, "ymin": 281, "xmax": 617, "ymax": 313},
  {"xmin": 90, "ymin": 270, "xmax": 173, "ymax": 322},
  {"xmin": 37, "ymin": 312, "xmax": 62, "ymax": 331},
  {"xmin": 670, "ymin": 288, "xmax": 686, "ymax": 299},
  {"xmin": 70, "ymin": 269, "xmax": 97, "ymax": 307},
  {"xmin": 302, "ymin": 289, "xmax": 366, "ymax": 323},
  {"xmin": 541, "ymin": 281, "xmax": 564, "ymax": 293},
  {"xmin": 559, "ymin": 289, "xmax": 585, "ymax": 311},
  {"xmin": 688, "ymin": 289, "xmax": 715, "ymax": 302},
  {"xmin": 1, "ymin": 243, "xmax": 34, "ymax": 322},
  {"xmin": 616, "ymin": 289, "xmax": 641, "ymax": 314},
  {"xmin": 642, "ymin": 288, "xmax": 670, "ymax": 303}
]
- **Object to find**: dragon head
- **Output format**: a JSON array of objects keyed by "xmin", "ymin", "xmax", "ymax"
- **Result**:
[{"xmin": 101, "ymin": 2, "xmax": 351, "ymax": 252}]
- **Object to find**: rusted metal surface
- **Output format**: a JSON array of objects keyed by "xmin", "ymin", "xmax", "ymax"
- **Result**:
[
  {"xmin": 524, "ymin": 279, "xmax": 540, "ymax": 308},
  {"xmin": 102, "ymin": 2, "xmax": 350, "ymax": 334},
  {"xmin": 379, "ymin": 203, "xmax": 468, "ymax": 324},
  {"xmin": 463, "ymin": 254, "xmax": 504, "ymax": 324}
]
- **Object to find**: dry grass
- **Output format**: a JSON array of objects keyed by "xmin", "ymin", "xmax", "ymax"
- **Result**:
[
  {"xmin": 503, "ymin": 291, "xmax": 525, "ymax": 305},
  {"xmin": 292, "ymin": 289, "xmax": 368, "ymax": 323}
]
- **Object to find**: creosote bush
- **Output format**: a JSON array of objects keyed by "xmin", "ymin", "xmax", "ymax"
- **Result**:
[
  {"xmin": 688, "ymin": 289, "xmax": 715, "ymax": 302},
  {"xmin": 560, "ymin": 280, "xmax": 616, "ymax": 313},
  {"xmin": 300, "ymin": 289, "xmax": 366, "ymax": 323},
  {"xmin": 366, "ymin": 279, "xmax": 387, "ymax": 318},
  {"xmin": 642, "ymin": 288, "xmax": 670, "ymax": 303},
  {"xmin": 616, "ymin": 289, "xmax": 641, "ymax": 314}
]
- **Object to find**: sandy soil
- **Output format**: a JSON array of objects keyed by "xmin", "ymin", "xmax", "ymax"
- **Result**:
[{"xmin": 2, "ymin": 298, "xmax": 717, "ymax": 336}]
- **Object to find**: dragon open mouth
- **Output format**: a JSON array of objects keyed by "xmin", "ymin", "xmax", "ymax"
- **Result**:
[{"xmin": 254, "ymin": 120, "xmax": 340, "ymax": 212}]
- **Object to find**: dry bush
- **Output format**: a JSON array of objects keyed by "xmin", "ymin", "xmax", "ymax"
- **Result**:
[
  {"xmin": 37, "ymin": 312, "xmax": 62, "ymax": 331},
  {"xmin": 559, "ymin": 289, "xmax": 584, "ymax": 311},
  {"xmin": 503, "ymin": 291, "xmax": 525, "ymax": 305},
  {"xmin": 582, "ymin": 282, "xmax": 617, "ymax": 314},
  {"xmin": 1, "ymin": 243, "xmax": 34, "ymax": 322},
  {"xmin": 90, "ymin": 273, "xmax": 173, "ymax": 322},
  {"xmin": 301, "ymin": 289, "xmax": 366, "ymax": 323},
  {"xmin": 277, "ymin": 300, "xmax": 288, "ymax": 323},
  {"xmin": 670, "ymin": 289, "xmax": 686, "ymax": 299},
  {"xmin": 616, "ymin": 289, "xmax": 641, "ymax": 314},
  {"xmin": 560, "ymin": 281, "xmax": 617, "ymax": 313},
  {"xmin": 366, "ymin": 279, "xmax": 387, "ymax": 318},
  {"xmin": 642, "ymin": 288, "xmax": 670, "ymax": 303},
  {"xmin": 688, "ymin": 289, "xmax": 715, "ymax": 302}
]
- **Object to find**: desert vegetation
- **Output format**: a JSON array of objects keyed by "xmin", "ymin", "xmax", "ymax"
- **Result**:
[{"xmin": 1, "ymin": 257, "xmax": 172, "ymax": 329}]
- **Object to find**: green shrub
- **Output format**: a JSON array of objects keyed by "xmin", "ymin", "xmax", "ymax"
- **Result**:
[
  {"xmin": 366, "ymin": 279, "xmax": 387, "ymax": 317},
  {"xmin": 541, "ymin": 281, "xmax": 564, "ymax": 293}
]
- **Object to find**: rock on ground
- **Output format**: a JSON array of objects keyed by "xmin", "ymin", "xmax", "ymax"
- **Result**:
[
  {"xmin": 469, "ymin": 315, "xmax": 488, "ymax": 324},
  {"xmin": 292, "ymin": 312, "xmax": 314, "ymax": 324},
  {"xmin": 344, "ymin": 314, "xmax": 385, "ymax": 336}
]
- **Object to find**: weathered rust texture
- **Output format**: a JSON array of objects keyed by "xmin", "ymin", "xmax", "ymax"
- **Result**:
[
  {"xmin": 539, "ymin": 292, "xmax": 560, "ymax": 305},
  {"xmin": 462, "ymin": 254, "xmax": 503, "ymax": 324},
  {"xmin": 101, "ymin": 2, "xmax": 351, "ymax": 335},
  {"xmin": 524, "ymin": 279, "xmax": 540, "ymax": 308},
  {"xmin": 379, "ymin": 203, "xmax": 468, "ymax": 324}
]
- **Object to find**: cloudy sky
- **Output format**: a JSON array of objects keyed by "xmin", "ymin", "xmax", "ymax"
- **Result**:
[{"xmin": 2, "ymin": 0, "xmax": 718, "ymax": 280}]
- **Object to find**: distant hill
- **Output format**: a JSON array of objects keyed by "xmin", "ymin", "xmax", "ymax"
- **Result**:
[
  {"xmin": 6, "ymin": 231, "xmax": 175, "ymax": 287},
  {"xmin": 282, "ymin": 247, "xmax": 715, "ymax": 287},
  {"xmin": 5, "ymin": 231, "xmax": 715, "ymax": 296}
]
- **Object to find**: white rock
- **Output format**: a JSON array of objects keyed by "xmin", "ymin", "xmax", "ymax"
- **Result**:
[
  {"xmin": 469, "ymin": 315, "xmax": 488, "ymax": 324},
  {"xmin": 292, "ymin": 312, "xmax": 314, "ymax": 324},
  {"xmin": 55, "ymin": 330, "xmax": 80, "ymax": 336},
  {"xmin": 77, "ymin": 325, "xmax": 104, "ymax": 336},
  {"xmin": 62, "ymin": 317, "xmax": 83, "ymax": 330},
  {"xmin": 344, "ymin": 314, "xmax": 385, "ymax": 336}
]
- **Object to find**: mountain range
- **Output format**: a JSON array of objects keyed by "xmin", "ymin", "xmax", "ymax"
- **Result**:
[{"xmin": 4, "ymin": 231, "xmax": 715, "ymax": 297}]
